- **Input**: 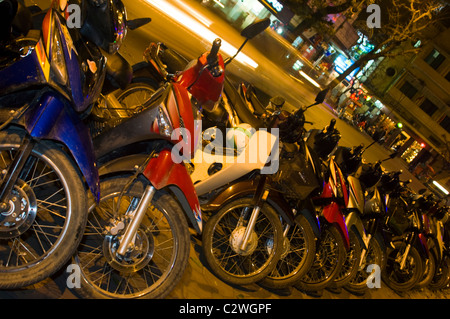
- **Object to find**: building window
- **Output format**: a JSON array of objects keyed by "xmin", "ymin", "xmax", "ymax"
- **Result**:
[
  {"xmin": 419, "ymin": 98, "xmax": 438, "ymax": 116},
  {"xmin": 440, "ymin": 115, "xmax": 450, "ymax": 133},
  {"xmin": 424, "ymin": 49, "xmax": 445, "ymax": 70},
  {"xmin": 399, "ymin": 81, "xmax": 418, "ymax": 99}
]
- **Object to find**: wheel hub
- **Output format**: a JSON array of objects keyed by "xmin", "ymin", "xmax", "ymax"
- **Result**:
[
  {"xmin": 229, "ymin": 226, "xmax": 257, "ymax": 256},
  {"xmin": 103, "ymin": 228, "xmax": 154, "ymax": 274},
  {"xmin": 0, "ymin": 179, "xmax": 37, "ymax": 239}
]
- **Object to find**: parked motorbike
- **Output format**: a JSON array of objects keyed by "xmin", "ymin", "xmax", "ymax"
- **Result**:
[
  {"xmin": 428, "ymin": 204, "xmax": 450, "ymax": 290},
  {"xmin": 380, "ymin": 171, "xmax": 427, "ymax": 292},
  {"xmin": 71, "ymin": 18, "xmax": 271, "ymax": 298},
  {"xmin": 0, "ymin": 0, "xmax": 111, "ymax": 288}
]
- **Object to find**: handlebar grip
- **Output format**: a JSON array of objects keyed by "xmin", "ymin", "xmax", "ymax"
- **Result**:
[
  {"xmin": 207, "ymin": 38, "xmax": 221, "ymax": 65},
  {"xmin": 328, "ymin": 119, "xmax": 336, "ymax": 131}
]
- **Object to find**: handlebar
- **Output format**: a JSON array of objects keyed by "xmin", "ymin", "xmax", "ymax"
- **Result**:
[{"xmin": 207, "ymin": 38, "xmax": 221, "ymax": 66}]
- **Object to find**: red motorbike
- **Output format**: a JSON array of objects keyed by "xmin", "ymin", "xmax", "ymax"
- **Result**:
[{"xmin": 72, "ymin": 19, "xmax": 270, "ymax": 299}]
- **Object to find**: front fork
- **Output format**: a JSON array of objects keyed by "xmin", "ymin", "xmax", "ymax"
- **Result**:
[
  {"xmin": 239, "ymin": 175, "xmax": 269, "ymax": 251},
  {"xmin": 116, "ymin": 185, "xmax": 156, "ymax": 256},
  {"xmin": 0, "ymin": 135, "xmax": 35, "ymax": 211}
]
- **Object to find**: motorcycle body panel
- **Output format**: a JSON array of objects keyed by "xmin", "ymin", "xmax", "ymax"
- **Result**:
[
  {"xmin": 143, "ymin": 149, "xmax": 202, "ymax": 233},
  {"xmin": 347, "ymin": 175, "xmax": 365, "ymax": 214},
  {"xmin": 23, "ymin": 91, "xmax": 100, "ymax": 199},
  {"xmin": 322, "ymin": 201, "xmax": 350, "ymax": 250},
  {"xmin": 345, "ymin": 210, "xmax": 367, "ymax": 250},
  {"xmin": 192, "ymin": 129, "xmax": 278, "ymax": 196},
  {"xmin": 0, "ymin": 8, "xmax": 106, "ymax": 200}
]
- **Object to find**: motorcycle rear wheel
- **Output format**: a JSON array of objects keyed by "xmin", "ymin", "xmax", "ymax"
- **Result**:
[
  {"xmin": 429, "ymin": 257, "xmax": 450, "ymax": 290},
  {"xmin": 0, "ymin": 128, "xmax": 87, "ymax": 288},
  {"xmin": 202, "ymin": 197, "xmax": 283, "ymax": 286},
  {"xmin": 74, "ymin": 175, "xmax": 190, "ymax": 299}
]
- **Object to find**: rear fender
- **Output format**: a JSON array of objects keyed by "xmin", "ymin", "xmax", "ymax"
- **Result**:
[
  {"xmin": 23, "ymin": 92, "xmax": 100, "ymax": 201},
  {"xmin": 143, "ymin": 149, "xmax": 202, "ymax": 234}
]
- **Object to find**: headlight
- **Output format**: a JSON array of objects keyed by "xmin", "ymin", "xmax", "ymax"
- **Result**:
[
  {"xmin": 156, "ymin": 105, "xmax": 173, "ymax": 137},
  {"xmin": 51, "ymin": 24, "xmax": 68, "ymax": 85}
]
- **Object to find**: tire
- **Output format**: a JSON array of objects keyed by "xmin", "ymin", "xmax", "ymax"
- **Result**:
[
  {"xmin": 202, "ymin": 197, "xmax": 283, "ymax": 286},
  {"xmin": 73, "ymin": 175, "xmax": 190, "ymax": 299},
  {"xmin": 331, "ymin": 228, "xmax": 362, "ymax": 289},
  {"xmin": 345, "ymin": 236, "xmax": 384, "ymax": 295},
  {"xmin": 429, "ymin": 257, "xmax": 450, "ymax": 290},
  {"xmin": 382, "ymin": 241, "xmax": 423, "ymax": 292},
  {"xmin": 295, "ymin": 224, "xmax": 346, "ymax": 292},
  {"xmin": 0, "ymin": 128, "xmax": 87, "ymax": 288},
  {"xmin": 259, "ymin": 214, "xmax": 316, "ymax": 289},
  {"xmin": 416, "ymin": 250, "xmax": 437, "ymax": 289}
]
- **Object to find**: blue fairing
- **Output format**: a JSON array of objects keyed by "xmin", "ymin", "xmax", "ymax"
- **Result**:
[{"xmin": 24, "ymin": 92, "xmax": 100, "ymax": 201}]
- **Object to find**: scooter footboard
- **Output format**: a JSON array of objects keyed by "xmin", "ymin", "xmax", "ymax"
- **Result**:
[{"xmin": 143, "ymin": 149, "xmax": 202, "ymax": 234}]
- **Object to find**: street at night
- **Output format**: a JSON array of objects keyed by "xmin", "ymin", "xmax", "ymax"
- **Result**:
[{"xmin": 0, "ymin": 0, "xmax": 448, "ymax": 303}]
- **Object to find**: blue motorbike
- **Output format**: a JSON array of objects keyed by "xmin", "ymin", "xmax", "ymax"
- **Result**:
[{"xmin": 0, "ymin": 0, "xmax": 130, "ymax": 288}]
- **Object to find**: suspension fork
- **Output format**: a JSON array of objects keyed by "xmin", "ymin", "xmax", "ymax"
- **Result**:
[
  {"xmin": 0, "ymin": 135, "xmax": 35, "ymax": 210},
  {"xmin": 240, "ymin": 175, "xmax": 270, "ymax": 251},
  {"xmin": 399, "ymin": 232, "xmax": 415, "ymax": 270},
  {"xmin": 116, "ymin": 185, "xmax": 156, "ymax": 256}
]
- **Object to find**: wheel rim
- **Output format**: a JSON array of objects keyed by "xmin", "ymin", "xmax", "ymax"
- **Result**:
[
  {"xmin": 0, "ymin": 146, "xmax": 72, "ymax": 270},
  {"xmin": 117, "ymin": 85, "xmax": 156, "ymax": 115},
  {"xmin": 210, "ymin": 203, "xmax": 278, "ymax": 278},
  {"xmin": 302, "ymin": 228, "xmax": 340, "ymax": 284},
  {"xmin": 76, "ymin": 189, "xmax": 179, "ymax": 298},
  {"xmin": 386, "ymin": 249, "xmax": 418, "ymax": 285},
  {"xmin": 268, "ymin": 222, "xmax": 309, "ymax": 280}
]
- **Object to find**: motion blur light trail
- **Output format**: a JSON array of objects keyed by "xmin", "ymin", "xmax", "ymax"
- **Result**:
[{"xmin": 144, "ymin": 0, "xmax": 259, "ymax": 69}]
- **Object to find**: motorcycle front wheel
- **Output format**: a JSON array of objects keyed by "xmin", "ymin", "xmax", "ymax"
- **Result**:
[
  {"xmin": 382, "ymin": 241, "xmax": 423, "ymax": 292},
  {"xmin": 74, "ymin": 175, "xmax": 190, "ymax": 299},
  {"xmin": 202, "ymin": 197, "xmax": 283, "ymax": 286},
  {"xmin": 0, "ymin": 128, "xmax": 87, "ymax": 288},
  {"xmin": 295, "ymin": 224, "xmax": 346, "ymax": 292}
]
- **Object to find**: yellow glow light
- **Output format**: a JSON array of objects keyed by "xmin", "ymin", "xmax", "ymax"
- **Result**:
[
  {"xmin": 299, "ymin": 71, "xmax": 321, "ymax": 88},
  {"xmin": 144, "ymin": 0, "xmax": 258, "ymax": 69}
]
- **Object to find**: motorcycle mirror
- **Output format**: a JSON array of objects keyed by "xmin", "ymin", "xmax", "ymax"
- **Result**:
[
  {"xmin": 315, "ymin": 88, "xmax": 329, "ymax": 104},
  {"xmin": 128, "ymin": 18, "xmax": 151, "ymax": 30},
  {"xmin": 225, "ymin": 18, "xmax": 270, "ymax": 66},
  {"xmin": 240, "ymin": 18, "xmax": 271, "ymax": 39}
]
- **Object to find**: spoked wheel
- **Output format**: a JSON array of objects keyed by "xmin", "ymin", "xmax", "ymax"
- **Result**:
[
  {"xmin": 345, "ymin": 236, "xmax": 384, "ymax": 295},
  {"xmin": 429, "ymin": 257, "xmax": 450, "ymax": 290},
  {"xmin": 116, "ymin": 82, "xmax": 157, "ymax": 114},
  {"xmin": 295, "ymin": 224, "xmax": 346, "ymax": 292},
  {"xmin": 382, "ymin": 241, "xmax": 423, "ymax": 292},
  {"xmin": 74, "ymin": 176, "xmax": 190, "ymax": 299},
  {"xmin": 202, "ymin": 197, "xmax": 283, "ymax": 286},
  {"xmin": 331, "ymin": 229, "xmax": 362, "ymax": 289},
  {"xmin": 0, "ymin": 129, "xmax": 87, "ymax": 288},
  {"xmin": 259, "ymin": 214, "xmax": 316, "ymax": 289}
]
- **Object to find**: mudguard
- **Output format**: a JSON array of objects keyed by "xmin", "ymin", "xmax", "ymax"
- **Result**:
[
  {"xmin": 143, "ymin": 149, "xmax": 202, "ymax": 234},
  {"xmin": 322, "ymin": 202, "xmax": 350, "ymax": 250},
  {"xmin": 200, "ymin": 178, "xmax": 295, "ymax": 226},
  {"xmin": 23, "ymin": 91, "xmax": 100, "ymax": 201},
  {"xmin": 346, "ymin": 210, "xmax": 367, "ymax": 250}
]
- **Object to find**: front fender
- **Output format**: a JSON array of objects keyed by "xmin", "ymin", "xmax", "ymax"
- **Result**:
[
  {"xmin": 23, "ymin": 92, "xmax": 99, "ymax": 201},
  {"xmin": 346, "ymin": 210, "xmax": 367, "ymax": 250},
  {"xmin": 322, "ymin": 202, "xmax": 349, "ymax": 250},
  {"xmin": 143, "ymin": 149, "xmax": 202, "ymax": 234}
]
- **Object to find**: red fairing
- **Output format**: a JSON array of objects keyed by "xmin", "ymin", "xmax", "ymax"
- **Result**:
[
  {"xmin": 143, "ymin": 149, "xmax": 202, "ymax": 231},
  {"xmin": 322, "ymin": 202, "xmax": 350, "ymax": 250},
  {"xmin": 175, "ymin": 52, "xmax": 224, "ymax": 111}
]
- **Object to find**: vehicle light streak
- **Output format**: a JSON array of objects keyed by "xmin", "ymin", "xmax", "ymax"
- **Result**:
[
  {"xmin": 299, "ymin": 70, "xmax": 321, "ymax": 88},
  {"xmin": 144, "ymin": 0, "xmax": 258, "ymax": 69}
]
